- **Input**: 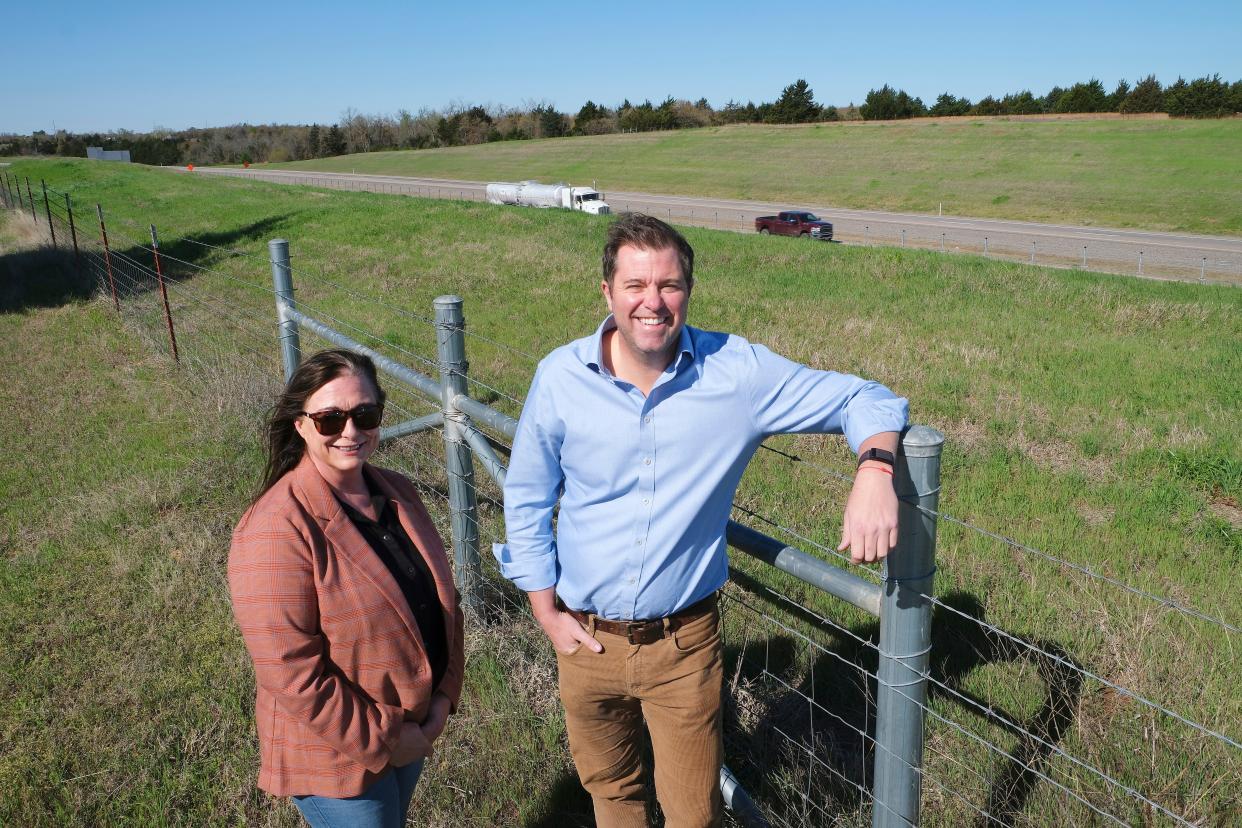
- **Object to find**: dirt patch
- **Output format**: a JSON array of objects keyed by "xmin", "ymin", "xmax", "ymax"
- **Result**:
[
  {"xmin": 1076, "ymin": 503, "xmax": 1115, "ymax": 527},
  {"xmin": 1209, "ymin": 496, "xmax": 1242, "ymax": 529}
]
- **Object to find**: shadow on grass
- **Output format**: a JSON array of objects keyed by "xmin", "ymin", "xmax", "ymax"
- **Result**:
[
  {"xmin": 724, "ymin": 576, "xmax": 1084, "ymax": 827},
  {"xmin": 0, "ymin": 213, "xmax": 293, "ymax": 314},
  {"xmin": 524, "ymin": 770, "xmax": 595, "ymax": 828}
]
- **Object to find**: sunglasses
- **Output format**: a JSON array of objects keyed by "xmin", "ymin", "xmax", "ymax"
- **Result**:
[{"xmin": 300, "ymin": 403, "xmax": 384, "ymax": 436}]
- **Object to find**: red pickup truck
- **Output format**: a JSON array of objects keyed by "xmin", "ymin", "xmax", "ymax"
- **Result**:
[{"xmin": 754, "ymin": 211, "xmax": 834, "ymax": 241}]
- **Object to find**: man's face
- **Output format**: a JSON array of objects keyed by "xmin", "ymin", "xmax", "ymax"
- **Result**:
[{"xmin": 602, "ymin": 244, "xmax": 690, "ymax": 367}]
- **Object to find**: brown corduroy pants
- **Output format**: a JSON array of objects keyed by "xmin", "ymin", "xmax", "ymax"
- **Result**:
[{"xmin": 555, "ymin": 602, "xmax": 724, "ymax": 828}]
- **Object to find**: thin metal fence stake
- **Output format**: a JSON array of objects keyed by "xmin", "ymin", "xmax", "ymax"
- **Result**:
[
  {"xmin": 268, "ymin": 239, "xmax": 301, "ymax": 381},
  {"xmin": 435, "ymin": 295, "xmax": 482, "ymax": 614},
  {"xmin": 1083, "ymin": 246, "xmax": 1088, "ymax": 269},
  {"xmin": 1139, "ymin": 250, "xmax": 1144, "ymax": 276},
  {"xmin": 983, "ymin": 236, "xmax": 988, "ymax": 256},
  {"xmin": 872, "ymin": 426, "xmax": 943, "ymax": 828},
  {"xmin": 1201, "ymin": 257, "xmax": 1206, "ymax": 283},
  {"xmin": 1031, "ymin": 240, "xmax": 1036, "ymax": 264},
  {"xmin": 97, "ymin": 205, "xmax": 119, "ymax": 311},
  {"xmin": 41, "ymin": 180, "xmax": 56, "ymax": 247},
  {"xmin": 149, "ymin": 225, "xmax": 180, "ymax": 363},
  {"xmin": 26, "ymin": 177, "xmax": 37, "ymax": 218},
  {"xmin": 65, "ymin": 193, "xmax": 80, "ymax": 266}
]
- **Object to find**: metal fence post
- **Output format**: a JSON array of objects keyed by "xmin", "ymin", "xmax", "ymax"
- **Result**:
[
  {"xmin": 26, "ymin": 177, "xmax": 37, "ymax": 219},
  {"xmin": 872, "ymin": 425, "xmax": 943, "ymax": 828},
  {"xmin": 97, "ymin": 205, "xmax": 120, "ymax": 311},
  {"xmin": 1, "ymin": 173, "xmax": 9, "ymax": 209},
  {"xmin": 435, "ymin": 296, "xmax": 482, "ymax": 614},
  {"xmin": 65, "ymin": 193, "xmax": 80, "ymax": 266},
  {"xmin": 149, "ymin": 225, "xmax": 180, "ymax": 363},
  {"xmin": 41, "ymin": 180, "xmax": 56, "ymax": 247},
  {"xmin": 268, "ymin": 239, "xmax": 301, "ymax": 381}
]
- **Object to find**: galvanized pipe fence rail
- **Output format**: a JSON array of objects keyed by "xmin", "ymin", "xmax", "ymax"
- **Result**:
[{"xmin": 4, "ymin": 176, "xmax": 1238, "ymax": 826}]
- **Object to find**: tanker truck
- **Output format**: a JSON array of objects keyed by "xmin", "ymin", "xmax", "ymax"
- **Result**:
[{"xmin": 485, "ymin": 180, "xmax": 611, "ymax": 215}]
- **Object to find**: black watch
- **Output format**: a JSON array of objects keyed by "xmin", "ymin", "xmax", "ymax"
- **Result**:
[{"xmin": 857, "ymin": 448, "xmax": 896, "ymax": 468}]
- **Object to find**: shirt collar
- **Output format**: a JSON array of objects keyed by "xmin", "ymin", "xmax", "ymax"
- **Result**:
[{"xmin": 586, "ymin": 314, "xmax": 696, "ymax": 377}]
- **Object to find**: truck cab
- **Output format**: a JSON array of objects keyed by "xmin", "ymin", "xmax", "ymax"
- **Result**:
[{"xmin": 755, "ymin": 211, "xmax": 834, "ymax": 240}]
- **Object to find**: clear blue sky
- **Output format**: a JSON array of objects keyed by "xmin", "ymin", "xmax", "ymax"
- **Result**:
[{"xmin": 4, "ymin": 0, "xmax": 1240, "ymax": 134}]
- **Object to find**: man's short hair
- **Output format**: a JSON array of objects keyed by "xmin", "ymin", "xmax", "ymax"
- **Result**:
[{"xmin": 602, "ymin": 213, "xmax": 695, "ymax": 289}]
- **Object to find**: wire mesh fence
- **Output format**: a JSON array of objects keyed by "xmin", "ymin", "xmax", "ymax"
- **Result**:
[{"xmin": 3, "ymin": 176, "xmax": 1238, "ymax": 826}]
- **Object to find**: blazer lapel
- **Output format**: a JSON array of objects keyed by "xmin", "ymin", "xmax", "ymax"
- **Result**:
[{"xmin": 292, "ymin": 458, "xmax": 424, "ymax": 645}]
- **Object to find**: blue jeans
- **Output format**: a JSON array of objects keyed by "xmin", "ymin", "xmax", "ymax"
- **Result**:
[{"xmin": 293, "ymin": 760, "xmax": 424, "ymax": 828}]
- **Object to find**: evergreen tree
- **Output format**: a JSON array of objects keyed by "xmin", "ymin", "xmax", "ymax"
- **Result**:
[
  {"xmin": 971, "ymin": 96, "xmax": 1004, "ymax": 116},
  {"xmin": 1120, "ymin": 75, "xmax": 1165, "ymax": 113},
  {"xmin": 1107, "ymin": 80, "xmax": 1131, "ymax": 111},
  {"xmin": 307, "ymin": 123, "xmax": 321, "ymax": 157},
  {"xmin": 767, "ymin": 79, "xmax": 821, "ymax": 123},
  {"xmin": 929, "ymin": 92, "xmax": 971, "ymax": 116},
  {"xmin": 1054, "ymin": 79, "xmax": 1108, "ymax": 113},
  {"xmin": 324, "ymin": 124, "xmax": 346, "ymax": 156},
  {"xmin": 1042, "ymin": 86, "xmax": 1067, "ymax": 112},
  {"xmin": 1167, "ymin": 74, "xmax": 1231, "ymax": 117},
  {"xmin": 1162, "ymin": 78, "xmax": 1189, "ymax": 116},
  {"xmin": 860, "ymin": 85, "xmax": 926, "ymax": 120},
  {"xmin": 1002, "ymin": 90, "xmax": 1042, "ymax": 114},
  {"xmin": 536, "ymin": 105, "xmax": 568, "ymax": 138}
]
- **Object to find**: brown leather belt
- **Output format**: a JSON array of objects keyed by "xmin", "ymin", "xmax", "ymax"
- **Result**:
[{"xmin": 559, "ymin": 592, "xmax": 718, "ymax": 645}]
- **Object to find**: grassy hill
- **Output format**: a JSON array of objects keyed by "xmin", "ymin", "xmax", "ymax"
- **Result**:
[
  {"xmin": 2, "ymin": 157, "xmax": 1239, "ymax": 826},
  {"xmin": 263, "ymin": 118, "xmax": 1242, "ymax": 236}
]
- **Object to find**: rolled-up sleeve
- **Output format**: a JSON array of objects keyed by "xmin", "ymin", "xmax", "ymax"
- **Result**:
[
  {"xmin": 493, "ymin": 363, "xmax": 565, "ymax": 592},
  {"xmin": 746, "ymin": 344, "xmax": 908, "ymax": 453}
]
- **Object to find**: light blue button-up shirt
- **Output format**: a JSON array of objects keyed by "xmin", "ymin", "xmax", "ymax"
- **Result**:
[{"xmin": 493, "ymin": 316, "xmax": 909, "ymax": 620}]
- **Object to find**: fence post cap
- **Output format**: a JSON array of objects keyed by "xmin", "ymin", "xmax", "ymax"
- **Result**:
[
  {"xmin": 433, "ymin": 295, "xmax": 463, "ymax": 308},
  {"xmin": 902, "ymin": 424, "xmax": 945, "ymax": 456},
  {"xmin": 268, "ymin": 238, "xmax": 289, "ymax": 250}
]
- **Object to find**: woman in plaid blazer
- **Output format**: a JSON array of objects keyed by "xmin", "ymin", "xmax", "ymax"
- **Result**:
[{"xmin": 229, "ymin": 349, "xmax": 465, "ymax": 828}]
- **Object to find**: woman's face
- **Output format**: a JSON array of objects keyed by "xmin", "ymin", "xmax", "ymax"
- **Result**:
[{"xmin": 292, "ymin": 372, "xmax": 382, "ymax": 485}]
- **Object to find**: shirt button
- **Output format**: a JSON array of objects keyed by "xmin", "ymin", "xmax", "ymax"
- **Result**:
[
  {"xmin": 642, "ymin": 498, "xmax": 650, "ymax": 505},
  {"xmin": 635, "ymin": 538, "xmax": 643, "ymax": 546},
  {"xmin": 644, "ymin": 415, "xmax": 653, "ymax": 423},
  {"xmin": 643, "ymin": 457, "xmax": 652, "ymax": 465}
]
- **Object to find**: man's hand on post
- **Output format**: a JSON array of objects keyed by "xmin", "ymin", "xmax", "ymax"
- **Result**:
[
  {"xmin": 837, "ymin": 433, "xmax": 901, "ymax": 565},
  {"xmin": 529, "ymin": 587, "xmax": 604, "ymax": 655}
]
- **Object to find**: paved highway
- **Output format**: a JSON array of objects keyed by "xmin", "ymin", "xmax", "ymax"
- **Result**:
[{"xmin": 181, "ymin": 167, "xmax": 1242, "ymax": 285}]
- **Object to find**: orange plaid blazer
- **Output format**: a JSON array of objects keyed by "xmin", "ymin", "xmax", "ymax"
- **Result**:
[{"xmin": 228, "ymin": 457, "xmax": 465, "ymax": 798}]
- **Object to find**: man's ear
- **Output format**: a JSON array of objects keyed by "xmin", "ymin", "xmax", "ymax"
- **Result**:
[{"xmin": 601, "ymin": 279, "xmax": 613, "ymax": 311}]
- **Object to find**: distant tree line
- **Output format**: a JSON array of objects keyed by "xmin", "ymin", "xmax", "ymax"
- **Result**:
[
  {"xmin": 866, "ymin": 74, "xmax": 1242, "ymax": 120},
  {"xmin": 2, "ymin": 74, "xmax": 1237, "ymax": 166}
]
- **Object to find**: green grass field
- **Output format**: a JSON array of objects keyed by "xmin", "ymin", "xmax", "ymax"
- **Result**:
[
  {"xmin": 2, "ymin": 157, "xmax": 1239, "ymax": 826},
  {"xmin": 263, "ymin": 117, "xmax": 1242, "ymax": 236}
]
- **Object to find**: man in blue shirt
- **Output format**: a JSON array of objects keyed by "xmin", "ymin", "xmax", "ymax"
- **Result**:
[{"xmin": 495, "ymin": 214, "xmax": 908, "ymax": 827}]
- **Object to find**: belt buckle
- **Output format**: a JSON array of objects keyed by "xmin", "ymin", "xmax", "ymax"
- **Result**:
[{"xmin": 626, "ymin": 620, "xmax": 663, "ymax": 645}]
